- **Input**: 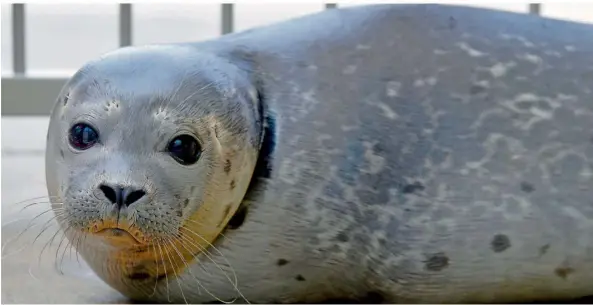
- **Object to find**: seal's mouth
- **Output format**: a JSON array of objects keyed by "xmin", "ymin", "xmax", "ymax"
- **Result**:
[
  {"xmin": 94, "ymin": 227, "xmax": 142, "ymax": 246},
  {"xmin": 89, "ymin": 219, "xmax": 147, "ymax": 247},
  {"xmin": 96, "ymin": 228, "xmax": 130, "ymax": 237}
]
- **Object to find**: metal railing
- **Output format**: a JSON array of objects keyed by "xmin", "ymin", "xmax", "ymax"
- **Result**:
[
  {"xmin": 2, "ymin": 3, "xmax": 338, "ymax": 115},
  {"xmin": 3, "ymin": 3, "xmax": 544, "ymax": 116}
]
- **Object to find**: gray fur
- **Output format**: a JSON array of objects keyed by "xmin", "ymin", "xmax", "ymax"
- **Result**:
[{"xmin": 45, "ymin": 4, "xmax": 593, "ymax": 303}]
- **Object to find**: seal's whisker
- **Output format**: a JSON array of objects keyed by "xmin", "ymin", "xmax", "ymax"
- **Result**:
[
  {"xmin": 7, "ymin": 208, "xmax": 62, "ymax": 248},
  {"xmin": 178, "ymin": 225, "xmax": 239, "ymax": 283},
  {"xmin": 38, "ymin": 220, "xmax": 67, "ymax": 268},
  {"xmin": 147, "ymin": 243, "xmax": 161, "ymax": 298},
  {"xmin": 172, "ymin": 234, "xmax": 227, "ymax": 288},
  {"xmin": 64, "ymin": 230, "xmax": 83, "ymax": 271},
  {"xmin": 164, "ymin": 69, "xmax": 192, "ymax": 111},
  {"xmin": 180, "ymin": 218, "xmax": 237, "ymax": 244},
  {"xmin": 32, "ymin": 212, "xmax": 69, "ymax": 249},
  {"xmin": 175, "ymin": 236, "xmax": 247, "ymax": 304},
  {"xmin": 172, "ymin": 233, "xmax": 242, "ymax": 304},
  {"xmin": 43, "ymin": 216, "xmax": 76, "ymax": 273},
  {"xmin": 9, "ymin": 195, "xmax": 62, "ymax": 206},
  {"xmin": 166, "ymin": 238, "xmax": 236, "ymax": 305},
  {"xmin": 175, "ymin": 230, "xmax": 235, "ymax": 284},
  {"xmin": 162, "ymin": 239, "xmax": 189, "ymax": 305},
  {"xmin": 73, "ymin": 231, "xmax": 88, "ymax": 268},
  {"xmin": 76, "ymin": 232, "xmax": 89, "ymax": 264},
  {"xmin": 177, "ymin": 82, "xmax": 215, "ymax": 107},
  {"xmin": 1, "ymin": 209, "xmax": 66, "ymax": 258},
  {"xmin": 163, "ymin": 238, "xmax": 204, "ymax": 297},
  {"xmin": 4, "ymin": 206, "xmax": 63, "ymax": 231},
  {"xmin": 27, "ymin": 255, "xmax": 41, "ymax": 282},
  {"xmin": 24, "ymin": 214, "xmax": 69, "ymax": 284},
  {"xmin": 155, "ymin": 241, "xmax": 172, "ymax": 302},
  {"xmin": 72, "ymin": 232, "xmax": 81, "ymax": 266},
  {"xmin": 54, "ymin": 226, "xmax": 73, "ymax": 275},
  {"xmin": 176, "ymin": 227, "xmax": 251, "ymax": 304},
  {"xmin": 18, "ymin": 200, "xmax": 55, "ymax": 213}
]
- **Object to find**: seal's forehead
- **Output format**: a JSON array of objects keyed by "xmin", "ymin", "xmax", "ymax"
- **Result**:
[
  {"xmin": 66, "ymin": 45, "xmax": 242, "ymax": 110},
  {"xmin": 58, "ymin": 44, "xmax": 258, "ymax": 138},
  {"xmin": 70, "ymin": 48, "xmax": 211, "ymax": 95}
]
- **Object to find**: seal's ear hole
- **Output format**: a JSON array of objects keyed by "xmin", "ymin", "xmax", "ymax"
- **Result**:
[{"xmin": 227, "ymin": 205, "xmax": 248, "ymax": 230}]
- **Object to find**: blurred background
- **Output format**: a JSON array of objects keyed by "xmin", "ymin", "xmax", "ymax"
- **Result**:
[
  {"xmin": 1, "ymin": 2, "xmax": 593, "ymax": 116},
  {"xmin": 2, "ymin": 2, "xmax": 593, "ymax": 115}
]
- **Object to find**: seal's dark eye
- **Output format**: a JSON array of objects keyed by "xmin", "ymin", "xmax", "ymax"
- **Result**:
[
  {"xmin": 69, "ymin": 123, "xmax": 99, "ymax": 150},
  {"xmin": 168, "ymin": 135, "xmax": 201, "ymax": 165}
]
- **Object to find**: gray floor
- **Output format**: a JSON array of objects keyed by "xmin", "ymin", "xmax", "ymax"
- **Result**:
[{"xmin": 1, "ymin": 117, "xmax": 127, "ymax": 303}]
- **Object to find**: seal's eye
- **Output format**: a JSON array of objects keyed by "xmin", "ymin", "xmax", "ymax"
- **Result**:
[
  {"xmin": 168, "ymin": 135, "xmax": 201, "ymax": 165},
  {"xmin": 69, "ymin": 123, "xmax": 99, "ymax": 150}
]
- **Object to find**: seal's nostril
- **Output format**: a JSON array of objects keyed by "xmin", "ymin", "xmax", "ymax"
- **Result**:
[
  {"xmin": 99, "ymin": 184, "xmax": 146, "ymax": 207},
  {"xmin": 99, "ymin": 184, "xmax": 118, "ymax": 204},
  {"xmin": 124, "ymin": 189, "xmax": 146, "ymax": 206}
]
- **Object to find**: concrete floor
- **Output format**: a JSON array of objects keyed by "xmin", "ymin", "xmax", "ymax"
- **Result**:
[{"xmin": 1, "ymin": 117, "xmax": 128, "ymax": 304}]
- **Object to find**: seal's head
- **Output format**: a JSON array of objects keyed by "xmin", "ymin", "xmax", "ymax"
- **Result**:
[{"xmin": 44, "ymin": 45, "xmax": 263, "ymax": 294}]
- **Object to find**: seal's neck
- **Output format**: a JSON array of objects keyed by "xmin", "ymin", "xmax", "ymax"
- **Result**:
[
  {"xmin": 227, "ymin": 88, "xmax": 276, "ymax": 230},
  {"xmin": 253, "ymin": 88, "xmax": 275, "ymax": 180}
]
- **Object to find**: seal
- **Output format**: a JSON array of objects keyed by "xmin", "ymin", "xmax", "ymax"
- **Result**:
[{"xmin": 44, "ymin": 4, "xmax": 593, "ymax": 304}]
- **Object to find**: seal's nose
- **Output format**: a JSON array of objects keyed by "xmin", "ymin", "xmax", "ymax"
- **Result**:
[{"xmin": 99, "ymin": 184, "xmax": 146, "ymax": 207}]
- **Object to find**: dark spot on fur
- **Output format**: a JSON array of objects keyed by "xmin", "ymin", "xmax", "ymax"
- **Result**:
[
  {"xmin": 402, "ymin": 182, "xmax": 424, "ymax": 194},
  {"xmin": 128, "ymin": 272, "xmax": 151, "ymax": 280},
  {"xmin": 336, "ymin": 231, "xmax": 349, "ymax": 242},
  {"xmin": 470, "ymin": 84, "xmax": 486, "ymax": 95},
  {"xmin": 520, "ymin": 181, "xmax": 535, "ymax": 193},
  {"xmin": 424, "ymin": 252, "xmax": 450, "ymax": 271},
  {"xmin": 555, "ymin": 266, "xmax": 574, "ymax": 279},
  {"xmin": 539, "ymin": 244, "xmax": 550, "ymax": 257},
  {"xmin": 63, "ymin": 93, "xmax": 69, "ymax": 106},
  {"xmin": 227, "ymin": 205, "xmax": 247, "ymax": 230},
  {"xmin": 230, "ymin": 180, "xmax": 236, "ymax": 190},
  {"xmin": 224, "ymin": 160, "xmax": 232, "ymax": 174},
  {"xmin": 361, "ymin": 291, "xmax": 384, "ymax": 303},
  {"xmin": 60, "ymin": 149, "xmax": 64, "ymax": 158},
  {"xmin": 320, "ymin": 299, "xmax": 360, "ymax": 304},
  {"xmin": 214, "ymin": 124, "xmax": 220, "ymax": 138},
  {"xmin": 277, "ymin": 259, "xmax": 289, "ymax": 266},
  {"xmin": 295, "ymin": 274, "xmax": 306, "ymax": 281},
  {"xmin": 133, "ymin": 247, "xmax": 147, "ymax": 253},
  {"xmin": 491, "ymin": 234, "xmax": 511, "ymax": 252},
  {"xmin": 221, "ymin": 205, "xmax": 232, "ymax": 224},
  {"xmin": 183, "ymin": 198, "xmax": 190, "ymax": 208},
  {"xmin": 448, "ymin": 16, "xmax": 457, "ymax": 30}
]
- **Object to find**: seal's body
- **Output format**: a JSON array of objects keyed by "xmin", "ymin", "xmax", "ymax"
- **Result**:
[{"xmin": 45, "ymin": 4, "xmax": 593, "ymax": 303}]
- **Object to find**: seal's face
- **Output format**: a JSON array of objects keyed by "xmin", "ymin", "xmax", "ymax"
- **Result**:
[{"xmin": 44, "ymin": 46, "xmax": 262, "ymax": 290}]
